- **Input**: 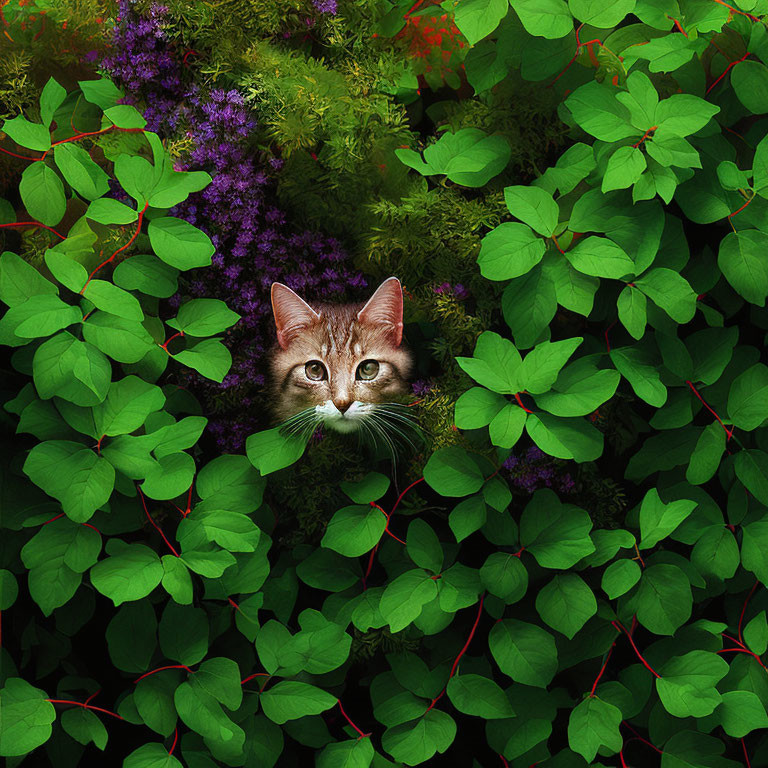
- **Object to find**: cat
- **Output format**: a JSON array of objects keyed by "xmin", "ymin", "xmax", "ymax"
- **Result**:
[{"xmin": 269, "ymin": 277, "xmax": 415, "ymax": 447}]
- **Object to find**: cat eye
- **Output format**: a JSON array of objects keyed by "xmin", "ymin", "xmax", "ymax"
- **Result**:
[
  {"xmin": 305, "ymin": 361, "xmax": 327, "ymax": 381},
  {"xmin": 357, "ymin": 360, "xmax": 380, "ymax": 380}
]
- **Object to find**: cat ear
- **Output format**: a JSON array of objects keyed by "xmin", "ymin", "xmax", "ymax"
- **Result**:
[
  {"xmin": 357, "ymin": 276, "xmax": 403, "ymax": 346},
  {"xmin": 271, "ymin": 282, "xmax": 320, "ymax": 349}
]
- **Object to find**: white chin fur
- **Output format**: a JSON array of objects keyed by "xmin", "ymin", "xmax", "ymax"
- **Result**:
[{"xmin": 315, "ymin": 400, "xmax": 371, "ymax": 434}]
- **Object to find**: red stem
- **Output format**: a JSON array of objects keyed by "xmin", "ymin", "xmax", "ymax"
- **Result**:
[
  {"xmin": 685, "ymin": 380, "xmax": 733, "ymax": 440},
  {"xmin": 137, "ymin": 486, "xmax": 180, "ymax": 558},
  {"xmin": 42, "ymin": 512, "xmax": 66, "ymax": 526},
  {"xmin": 621, "ymin": 722, "xmax": 663, "ymax": 754},
  {"xmin": 46, "ymin": 699, "xmax": 124, "ymax": 721},
  {"xmin": 604, "ymin": 321, "xmax": 616, "ymax": 353},
  {"xmin": 632, "ymin": 126, "xmax": 657, "ymax": 148},
  {"xmin": 0, "ymin": 146, "xmax": 43, "ymax": 161},
  {"xmin": 743, "ymin": 738, "xmax": 752, "ymax": 768},
  {"xmin": 499, "ymin": 756, "xmax": 510, "ymax": 768},
  {"xmin": 0, "ymin": 220, "xmax": 66, "ymax": 239},
  {"xmin": 612, "ymin": 621, "xmax": 660, "ymax": 678},
  {"xmin": 336, "ymin": 699, "xmax": 371, "ymax": 739},
  {"xmin": 425, "ymin": 594, "xmax": 485, "ymax": 713},
  {"xmin": 589, "ymin": 641, "xmax": 616, "ymax": 697},
  {"xmin": 706, "ymin": 52, "xmax": 750, "ymax": 95},
  {"xmin": 161, "ymin": 330, "xmax": 185, "ymax": 354},
  {"xmin": 391, "ymin": 476, "xmax": 425, "ymax": 516},
  {"xmin": 80, "ymin": 201, "xmax": 150, "ymax": 294},
  {"xmin": 729, "ymin": 195, "xmax": 753, "ymax": 220},
  {"xmin": 514, "ymin": 392, "xmax": 533, "ymax": 414},
  {"xmin": 739, "ymin": 581, "xmax": 760, "ymax": 646},
  {"xmin": 168, "ymin": 727, "xmax": 178, "ymax": 756},
  {"xmin": 241, "ymin": 672, "xmax": 270, "ymax": 685},
  {"xmin": 134, "ymin": 664, "xmax": 191, "ymax": 683}
]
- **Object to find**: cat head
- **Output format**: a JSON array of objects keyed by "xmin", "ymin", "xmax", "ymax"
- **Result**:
[{"xmin": 269, "ymin": 277, "xmax": 414, "ymax": 438}]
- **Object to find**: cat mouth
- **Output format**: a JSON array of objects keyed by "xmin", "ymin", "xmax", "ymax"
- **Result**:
[{"xmin": 315, "ymin": 400, "xmax": 370, "ymax": 433}]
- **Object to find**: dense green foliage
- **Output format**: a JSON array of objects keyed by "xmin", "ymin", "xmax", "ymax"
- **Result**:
[{"xmin": 2, "ymin": 0, "xmax": 768, "ymax": 767}]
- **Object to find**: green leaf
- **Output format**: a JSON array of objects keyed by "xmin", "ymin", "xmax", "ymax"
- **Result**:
[
  {"xmin": 728, "ymin": 363, "xmax": 768, "ymax": 429},
  {"xmin": 686, "ymin": 422, "xmax": 725, "ymax": 485},
  {"xmin": 54, "ymin": 143, "xmax": 110, "ymax": 200},
  {"xmin": 19, "ymin": 163, "xmax": 66, "ymax": 227},
  {"xmin": 339, "ymin": 472, "xmax": 390, "ymax": 504},
  {"xmin": 661, "ymin": 731, "xmax": 730, "ymax": 768},
  {"xmin": 655, "ymin": 94, "xmax": 719, "ymax": 137},
  {"xmin": 525, "ymin": 412, "xmax": 603, "ymax": 462},
  {"xmin": 44, "ymin": 248, "xmax": 88, "ymax": 292},
  {"xmin": 568, "ymin": 0, "xmax": 635, "ymax": 27},
  {"xmin": 480, "ymin": 553, "xmax": 527, "ymax": 603},
  {"xmin": 639, "ymin": 489, "xmax": 697, "ymax": 549},
  {"xmin": 79, "ymin": 78, "xmax": 124, "ymax": 109},
  {"xmin": 691, "ymin": 526, "xmax": 739, "ymax": 581},
  {"xmin": 161, "ymin": 554, "xmax": 193, "ymax": 604},
  {"xmin": 446, "ymin": 674, "xmax": 515, "ymax": 719},
  {"xmin": 141, "ymin": 452, "xmax": 195, "ymax": 500},
  {"xmin": 633, "ymin": 563, "xmax": 692, "ymax": 635},
  {"xmin": 317, "ymin": 738, "xmax": 374, "ymax": 768},
  {"xmin": 0, "ymin": 678, "xmax": 56, "ymax": 757},
  {"xmin": 567, "ymin": 696, "xmax": 623, "ymax": 762},
  {"xmin": 610, "ymin": 345, "xmax": 667, "ymax": 407},
  {"xmin": 39, "ymin": 77, "xmax": 67, "ymax": 127},
  {"xmin": 533, "ymin": 360, "xmax": 620, "ymax": 417},
  {"xmin": 406, "ymin": 519, "xmax": 443, "ymax": 573},
  {"xmin": 520, "ymin": 489, "xmax": 595, "ymax": 568},
  {"xmin": 489, "ymin": 404, "xmax": 527, "ymax": 449},
  {"xmin": 617, "ymin": 285, "xmax": 647, "ymax": 339},
  {"xmin": 502, "ymin": 265, "xmax": 557, "ymax": 349},
  {"xmin": 634, "ymin": 268, "xmax": 697, "ymax": 322},
  {"xmin": 717, "ymin": 690, "xmax": 768, "ymax": 738},
  {"xmin": 159, "ymin": 602, "xmax": 209, "ymax": 666},
  {"xmin": 134, "ymin": 674, "xmax": 178, "ymax": 737},
  {"xmin": 732, "ymin": 59, "xmax": 768, "ymax": 114},
  {"xmin": 148, "ymin": 217, "xmax": 215, "ymax": 270},
  {"xmin": 90, "ymin": 542, "xmax": 163, "ymax": 606},
  {"xmin": 93, "ymin": 376, "xmax": 165, "ymax": 436},
  {"xmin": 566, "ymin": 81, "xmax": 635, "ymax": 142},
  {"xmin": 61, "ymin": 707, "xmax": 108, "ymax": 750},
  {"xmin": 744, "ymin": 611, "xmax": 768, "ymax": 656},
  {"xmin": 246, "ymin": 427, "xmax": 308, "ymax": 475},
  {"xmin": 423, "ymin": 446, "xmax": 485, "ymax": 496},
  {"xmin": 535, "ymin": 573, "xmax": 596, "ymax": 638},
  {"xmin": 503, "ymin": 186, "xmax": 559, "ymax": 237},
  {"xmin": 19, "ymin": 518, "xmax": 92, "ymax": 615},
  {"xmin": 449, "ymin": 496, "xmax": 487, "ymax": 543},
  {"xmin": 0, "ymin": 294, "xmax": 81, "ymax": 345},
  {"xmin": 124, "ymin": 743, "xmax": 183, "ymax": 768},
  {"xmin": 453, "ymin": 0, "xmax": 508, "ymax": 45},
  {"xmin": 260, "ymin": 682, "xmax": 336, "ymax": 725},
  {"xmin": 741, "ymin": 521, "xmax": 768, "ymax": 584},
  {"xmin": 656, "ymin": 650, "xmax": 728, "ymax": 717},
  {"xmin": 34, "ymin": 332, "xmax": 111, "ymax": 406},
  {"xmin": 2, "ymin": 115, "xmax": 51, "ymax": 150},
  {"xmin": 602, "ymin": 559, "xmax": 641, "ymax": 599},
  {"xmin": 194, "ymin": 657, "xmax": 242, "ymax": 711},
  {"xmin": 168, "ymin": 298, "xmax": 240, "ymax": 337},
  {"xmin": 86, "ymin": 197, "xmax": 139, "ymax": 225},
  {"xmin": 602, "ymin": 146, "xmax": 647, "ymax": 192},
  {"xmin": 456, "ymin": 331, "xmax": 522, "ymax": 394},
  {"xmin": 454, "ymin": 387, "xmax": 506, "ymax": 429},
  {"xmin": 24, "ymin": 440, "xmax": 114, "ymax": 522},
  {"xmin": 380, "ymin": 568, "xmax": 439, "ymax": 632},
  {"xmin": 0, "ymin": 569, "xmax": 19, "ymax": 610},
  {"xmin": 83, "ymin": 279, "xmax": 144, "ymax": 322},
  {"xmin": 478, "ymin": 222, "xmax": 546, "ymax": 281},
  {"xmin": 172, "ymin": 338, "xmax": 231, "ymax": 383},
  {"xmin": 489, "ymin": 619, "xmax": 558, "ymax": 687},
  {"xmin": 0, "ymin": 250, "xmax": 58, "ymax": 307},
  {"xmin": 519, "ymin": 337, "xmax": 582, "ymax": 394},
  {"xmin": 735, "ymin": 450, "xmax": 768, "ymax": 506},
  {"xmin": 511, "ymin": 0, "xmax": 572, "ymax": 38},
  {"xmin": 104, "ymin": 104, "xmax": 147, "ymax": 129},
  {"xmin": 718, "ymin": 229, "xmax": 768, "ymax": 306},
  {"xmin": 321, "ymin": 504, "xmax": 385, "ymax": 557},
  {"xmin": 382, "ymin": 709, "xmax": 456, "ymax": 764},
  {"xmin": 566, "ymin": 236, "xmax": 635, "ymax": 280},
  {"xmin": 105, "ymin": 601, "xmax": 157, "ymax": 673}
]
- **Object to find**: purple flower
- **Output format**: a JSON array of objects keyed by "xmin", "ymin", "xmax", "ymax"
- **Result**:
[
  {"xmin": 312, "ymin": 0, "xmax": 338, "ymax": 13},
  {"xmin": 412, "ymin": 380, "xmax": 432, "ymax": 397}
]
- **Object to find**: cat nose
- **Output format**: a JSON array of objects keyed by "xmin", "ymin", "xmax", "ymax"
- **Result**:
[{"xmin": 334, "ymin": 399, "xmax": 352, "ymax": 414}]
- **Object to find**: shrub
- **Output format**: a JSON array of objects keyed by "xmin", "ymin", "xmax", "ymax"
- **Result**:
[{"xmin": 2, "ymin": 1, "xmax": 768, "ymax": 767}]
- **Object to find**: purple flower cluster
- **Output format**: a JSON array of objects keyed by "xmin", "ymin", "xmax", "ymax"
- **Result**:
[
  {"xmin": 503, "ymin": 445, "xmax": 575, "ymax": 494},
  {"xmin": 312, "ymin": 0, "xmax": 338, "ymax": 13},
  {"xmin": 434, "ymin": 282, "xmax": 468, "ymax": 300},
  {"xmin": 411, "ymin": 380, "xmax": 432, "ymax": 397},
  {"xmin": 100, "ymin": 1, "xmax": 365, "ymax": 452},
  {"xmin": 101, "ymin": 1, "xmax": 184, "ymax": 133}
]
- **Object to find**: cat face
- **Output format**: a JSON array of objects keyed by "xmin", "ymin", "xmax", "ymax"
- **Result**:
[{"xmin": 269, "ymin": 277, "xmax": 413, "ymax": 436}]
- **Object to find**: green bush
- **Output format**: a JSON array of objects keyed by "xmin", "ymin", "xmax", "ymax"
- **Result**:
[{"xmin": 2, "ymin": 1, "xmax": 768, "ymax": 767}]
